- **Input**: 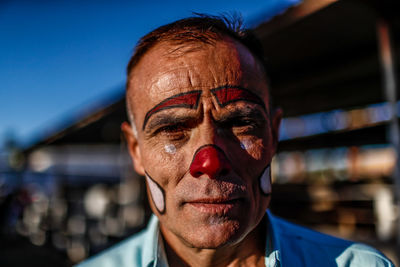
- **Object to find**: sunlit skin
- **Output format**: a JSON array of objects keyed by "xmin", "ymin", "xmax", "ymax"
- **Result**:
[{"xmin": 122, "ymin": 36, "xmax": 282, "ymax": 267}]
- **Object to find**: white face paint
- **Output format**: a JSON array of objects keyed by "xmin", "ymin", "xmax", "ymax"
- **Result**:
[
  {"xmin": 145, "ymin": 174, "xmax": 165, "ymax": 213},
  {"xmin": 164, "ymin": 144, "xmax": 176, "ymax": 154},
  {"xmin": 240, "ymin": 139, "xmax": 253, "ymax": 150},
  {"xmin": 259, "ymin": 166, "xmax": 272, "ymax": 195}
]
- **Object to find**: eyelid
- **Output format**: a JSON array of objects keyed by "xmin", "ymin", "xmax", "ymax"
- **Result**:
[
  {"xmin": 153, "ymin": 125, "xmax": 191, "ymax": 143},
  {"xmin": 149, "ymin": 117, "xmax": 199, "ymax": 138},
  {"xmin": 216, "ymin": 113, "xmax": 265, "ymax": 126},
  {"xmin": 216, "ymin": 105, "xmax": 266, "ymax": 119},
  {"xmin": 156, "ymin": 123, "xmax": 187, "ymax": 133},
  {"xmin": 144, "ymin": 114, "xmax": 198, "ymax": 134}
]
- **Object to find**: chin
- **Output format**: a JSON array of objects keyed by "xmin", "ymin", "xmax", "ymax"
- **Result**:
[{"xmin": 181, "ymin": 219, "xmax": 246, "ymax": 249}]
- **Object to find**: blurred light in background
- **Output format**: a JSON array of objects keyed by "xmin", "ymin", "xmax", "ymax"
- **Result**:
[
  {"xmin": 84, "ymin": 185, "xmax": 109, "ymax": 219},
  {"xmin": 272, "ymin": 145, "xmax": 395, "ymax": 183},
  {"xmin": 279, "ymin": 102, "xmax": 395, "ymax": 141}
]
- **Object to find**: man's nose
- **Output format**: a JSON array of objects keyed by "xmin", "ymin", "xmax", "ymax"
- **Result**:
[{"xmin": 189, "ymin": 145, "xmax": 232, "ymax": 179}]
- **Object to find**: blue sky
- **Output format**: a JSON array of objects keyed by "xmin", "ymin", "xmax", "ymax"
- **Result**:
[{"xmin": 0, "ymin": 0, "xmax": 298, "ymax": 149}]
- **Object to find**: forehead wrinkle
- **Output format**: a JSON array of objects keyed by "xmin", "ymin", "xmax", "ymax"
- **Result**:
[
  {"xmin": 148, "ymin": 45, "xmax": 218, "ymax": 93},
  {"xmin": 151, "ymin": 67, "xmax": 194, "ymax": 91},
  {"xmin": 151, "ymin": 41, "xmax": 245, "ymax": 91},
  {"xmin": 130, "ymin": 38, "xmax": 266, "ymax": 97},
  {"xmin": 163, "ymin": 40, "xmax": 212, "ymax": 58}
]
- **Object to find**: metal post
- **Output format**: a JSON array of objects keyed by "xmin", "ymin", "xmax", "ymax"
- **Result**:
[{"xmin": 376, "ymin": 18, "xmax": 400, "ymax": 252}]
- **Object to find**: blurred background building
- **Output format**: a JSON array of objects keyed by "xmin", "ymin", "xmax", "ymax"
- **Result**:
[{"xmin": 1, "ymin": 0, "xmax": 399, "ymax": 266}]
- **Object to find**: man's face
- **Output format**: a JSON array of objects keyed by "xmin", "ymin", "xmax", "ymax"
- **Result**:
[{"xmin": 123, "ymin": 37, "xmax": 281, "ymax": 249}]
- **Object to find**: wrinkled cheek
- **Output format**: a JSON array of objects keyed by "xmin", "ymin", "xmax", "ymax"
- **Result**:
[
  {"xmin": 239, "ymin": 138, "xmax": 266, "ymax": 161},
  {"xmin": 143, "ymin": 148, "xmax": 188, "ymax": 215},
  {"xmin": 145, "ymin": 144, "xmax": 187, "ymax": 172},
  {"xmin": 231, "ymin": 139, "xmax": 272, "ymax": 196}
]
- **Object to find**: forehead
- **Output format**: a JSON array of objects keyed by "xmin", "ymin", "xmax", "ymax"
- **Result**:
[{"xmin": 127, "ymin": 37, "xmax": 269, "ymax": 122}]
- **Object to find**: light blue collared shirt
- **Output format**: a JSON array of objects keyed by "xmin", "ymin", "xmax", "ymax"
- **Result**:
[{"xmin": 77, "ymin": 210, "xmax": 394, "ymax": 267}]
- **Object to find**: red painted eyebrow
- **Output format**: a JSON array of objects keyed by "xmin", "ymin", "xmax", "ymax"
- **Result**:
[
  {"xmin": 142, "ymin": 90, "xmax": 202, "ymax": 130},
  {"xmin": 211, "ymin": 86, "xmax": 265, "ymax": 110}
]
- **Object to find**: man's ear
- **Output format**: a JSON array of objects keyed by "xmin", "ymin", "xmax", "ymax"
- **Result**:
[
  {"xmin": 121, "ymin": 122, "xmax": 145, "ymax": 176},
  {"xmin": 271, "ymin": 108, "xmax": 283, "ymax": 154}
]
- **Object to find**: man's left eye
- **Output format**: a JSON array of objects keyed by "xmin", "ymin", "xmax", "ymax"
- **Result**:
[
  {"xmin": 230, "ymin": 119, "xmax": 263, "ymax": 134},
  {"xmin": 232, "ymin": 119, "xmax": 257, "ymax": 127},
  {"xmin": 158, "ymin": 125, "xmax": 182, "ymax": 133}
]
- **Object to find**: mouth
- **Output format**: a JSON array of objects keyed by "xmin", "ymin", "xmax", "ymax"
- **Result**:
[{"xmin": 185, "ymin": 198, "xmax": 242, "ymax": 214}]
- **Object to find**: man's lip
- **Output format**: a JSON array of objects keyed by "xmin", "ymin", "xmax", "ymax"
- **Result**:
[
  {"xmin": 184, "ymin": 198, "xmax": 242, "ymax": 214},
  {"xmin": 185, "ymin": 197, "xmax": 240, "ymax": 204}
]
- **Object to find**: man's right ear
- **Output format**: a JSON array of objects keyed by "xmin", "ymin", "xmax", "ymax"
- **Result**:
[{"xmin": 121, "ymin": 122, "xmax": 145, "ymax": 176}]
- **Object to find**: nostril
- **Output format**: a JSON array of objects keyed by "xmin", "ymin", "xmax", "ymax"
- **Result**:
[
  {"xmin": 220, "ymin": 168, "xmax": 229, "ymax": 177},
  {"xmin": 193, "ymin": 171, "xmax": 203, "ymax": 177}
]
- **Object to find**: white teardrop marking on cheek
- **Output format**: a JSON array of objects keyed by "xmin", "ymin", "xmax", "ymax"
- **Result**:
[
  {"xmin": 145, "ymin": 174, "xmax": 165, "ymax": 214},
  {"xmin": 240, "ymin": 139, "xmax": 253, "ymax": 150},
  {"xmin": 259, "ymin": 166, "xmax": 272, "ymax": 195},
  {"xmin": 164, "ymin": 144, "xmax": 176, "ymax": 154}
]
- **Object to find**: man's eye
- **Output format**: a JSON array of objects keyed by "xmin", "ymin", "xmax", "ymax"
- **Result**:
[
  {"xmin": 230, "ymin": 119, "xmax": 263, "ymax": 134},
  {"xmin": 229, "ymin": 118, "xmax": 258, "ymax": 128},
  {"xmin": 158, "ymin": 125, "xmax": 182, "ymax": 133},
  {"xmin": 232, "ymin": 119, "xmax": 257, "ymax": 127},
  {"xmin": 155, "ymin": 125, "xmax": 188, "ymax": 140}
]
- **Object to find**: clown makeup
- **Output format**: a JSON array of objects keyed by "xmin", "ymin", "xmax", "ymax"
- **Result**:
[
  {"xmin": 164, "ymin": 144, "xmax": 176, "ymax": 154},
  {"xmin": 142, "ymin": 86, "xmax": 270, "ymax": 213},
  {"xmin": 211, "ymin": 86, "xmax": 266, "ymax": 111},
  {"xmin": 142, "ymin": 85, "xmax": 268, "ymax": 135},
  {"xmin": 142, "ymin": 90, "xmax": 202, "ymax": 130},
  {"xmin": 145, "ymin": 172, "xmax": 166, "ymax": 214},
  {"xmin": 259, "ymin": 165, "xmax": 272, "ymax": 195},
  {"xmin": 240, "ymin": 139, "xmax": 254, "ymax": 150},
  {"xmin": 189, "ymin": 144, "xmax": 231, "ymax": 179}
]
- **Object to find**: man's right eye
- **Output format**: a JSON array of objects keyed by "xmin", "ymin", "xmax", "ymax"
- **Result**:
[
  {"xmin": 158, "ymin": 124, "xmax": 182, "ymax": 133},
  {"xmin": 154, "ymin": 124, "xmax": 188, "ymax": 140}
]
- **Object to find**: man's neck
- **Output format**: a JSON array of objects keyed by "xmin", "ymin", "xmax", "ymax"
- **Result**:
[{"xmin": 161, "ymin": 219, "xmax": 267, "ymax": 267}]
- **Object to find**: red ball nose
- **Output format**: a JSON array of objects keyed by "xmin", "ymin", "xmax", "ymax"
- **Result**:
[{"xmin": 189, "ymin": 145, "xmax": 231, "ymax": 179}]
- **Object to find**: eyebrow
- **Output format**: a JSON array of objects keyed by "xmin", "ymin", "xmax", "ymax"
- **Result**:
[
  {"xmin": 211, "ymin": 85, "xmax": 266, "ymax": 111},
  {"xmin": 142, "ymin": 90, "xmax": 202, "ymax": 130}
]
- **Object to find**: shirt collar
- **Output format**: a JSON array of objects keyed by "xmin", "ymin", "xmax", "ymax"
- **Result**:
[
  {"xmin": 265, "ymin": 209, "xmax": 282, "ymax": 267},
  {"xmin": 141, "ymin": 215, "xmax": 168, "ymax": 267}
]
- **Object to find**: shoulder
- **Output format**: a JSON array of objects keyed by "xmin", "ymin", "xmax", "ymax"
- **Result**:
[
  {"xmin": 76, "ymin": 230, "xmax": 148, "ymax": 267},
  {"xmin": 76, "ymin": 216, "xmax": 159, "ymax": 267},
  {"xmin": 336, "ymin": 243, "xmax": 394, "ymax": 267},
  {"xmin": 268, "ymin": 212, "xmax": 394, "ymax": 266},
  {"xmin": 271, "ymin": 214, "xmax": 352, "ymax": 248}
]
